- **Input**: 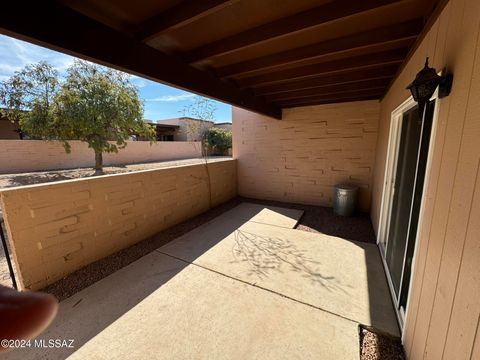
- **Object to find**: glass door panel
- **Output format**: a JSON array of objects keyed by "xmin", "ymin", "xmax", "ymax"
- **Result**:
[
  {"xmin": 383, "ymin": 100, "xmax": 435, "ymax": 311},
  {"xmin": 386, "ymin": 105, "xmax": 422, "ymax": 296}
]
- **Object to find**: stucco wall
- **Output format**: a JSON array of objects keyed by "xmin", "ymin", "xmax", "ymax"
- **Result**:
[
  {"xmin": 371, "ymin": 0, "xmax": 480, "ymax": 358},
  {"xmin": 0, "ymin": 159, "xmax": 237, "ymax": 290},
  {"xmin": 0, "ymin": 140, "xmax": 201, "ymax": 174},
  {"xmin": 233, "ymin": 101, "xmax": 380, "ymax": 211}
]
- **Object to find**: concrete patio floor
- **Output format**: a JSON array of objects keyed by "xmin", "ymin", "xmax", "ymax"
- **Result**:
[{"xmin": 5, "ymin": 203, "xmax": 398, "ymax": 360}]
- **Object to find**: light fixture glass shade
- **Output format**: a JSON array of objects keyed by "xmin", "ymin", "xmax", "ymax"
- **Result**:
[{"xmin": 406, "ymin": 57, "xmax": 443, "ymax": 103}]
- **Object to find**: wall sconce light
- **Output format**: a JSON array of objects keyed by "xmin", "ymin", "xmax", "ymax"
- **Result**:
[{"xmin": 406, "ymin": 57, "xmax": 453, "ymax": 114}]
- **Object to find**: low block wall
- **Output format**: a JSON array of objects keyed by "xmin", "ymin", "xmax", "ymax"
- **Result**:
[
  {"xmin": 0, "ymin": 140, "xmax": 202, "ymax": 174},
  {"xmin": 0, "ymin": 159, "xmax": 237, "ymax": 290}
]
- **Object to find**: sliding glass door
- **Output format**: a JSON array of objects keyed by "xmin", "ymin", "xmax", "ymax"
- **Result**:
[{"xmin": 381, "ymin": 99, "xmax": 435, "ymax": 319}]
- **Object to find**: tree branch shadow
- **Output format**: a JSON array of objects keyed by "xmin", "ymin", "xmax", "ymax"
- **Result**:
[{"xmin": 231, "ymin": 229, "xmax": 350, "ymax": 294}]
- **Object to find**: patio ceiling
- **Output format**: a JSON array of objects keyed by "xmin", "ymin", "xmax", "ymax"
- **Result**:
[{"xmin": 0, "ymin": 0, "xmax": 446, "ymax": 119}]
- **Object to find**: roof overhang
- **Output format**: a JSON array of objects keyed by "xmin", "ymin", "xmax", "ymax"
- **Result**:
[
  {"xmin": 154, "ymin": 124, "xmax": 180, "ymax": 129},
  {"xmin": 0, "ymin": 0, "xmax": 448, "ymax": 120}
]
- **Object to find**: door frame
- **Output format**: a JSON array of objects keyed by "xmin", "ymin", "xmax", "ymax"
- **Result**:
[{"xmin": 377, "ymin": 90, "xmax": 440, "ymax": 335}]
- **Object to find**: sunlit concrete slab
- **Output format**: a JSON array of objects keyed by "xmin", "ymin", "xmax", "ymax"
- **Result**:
[
  {"xmin": 206, "ymin": 202, "xmax": 304, "ymax": 228},
  {"xmin": 4, "ymin": 251, "xmax": 359, "ymax": 360},
  {"xmin": 159, "ymin": 214, "xmax": 399, "ymax": 336}
]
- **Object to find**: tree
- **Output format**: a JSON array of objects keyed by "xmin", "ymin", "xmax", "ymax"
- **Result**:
[
  {"xmin": 0, "ymin": 61, "xmax": 59, "ymax": 138},
  {"xmin": 1, "ymin": 60, "xmax": 156, "ymax": 174},
  {"xmin": 180, "ymin": 95, "xmax": 216, "ymax": 121},
  {"xmin": 181, "ymin": 95, "xmax": 217, "ymax": 207},
  {"xmin": 54, "ymin": 61, "xmax": 156, "ymax": 173},
  {"xmin": 180, "ymin": 95, "xmax": 217, "ymax": 154},
  {"xmin": 206, "ymin": 127, "xmax": 232, "ymax": 155}
]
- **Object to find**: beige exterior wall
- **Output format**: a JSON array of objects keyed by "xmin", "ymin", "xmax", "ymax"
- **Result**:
[
  {"xmin": 0, "ymin": 159, "xmax": 237, "ymax": 290},
  {"xmin": 370, "ymin": 0, "xmax": 480, "ymax": 358},
  {"xmin": 0, "ymin": 140, "xmax": 201, "ymax": 174},
  {"xmin": 233, "ymin": 101, "xmax": 380, "ymax": 211}
]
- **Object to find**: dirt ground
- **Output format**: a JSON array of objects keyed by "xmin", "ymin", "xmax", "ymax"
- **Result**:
[{"xmin": 0, "ymin": 156, "xmax": 230, "ymax": 189}]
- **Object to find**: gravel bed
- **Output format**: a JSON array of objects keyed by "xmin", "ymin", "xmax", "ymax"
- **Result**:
[
  {"xmin": 238, "ymin": 197, "xmax": 376, "ymax": 243},
  {"xmin": 360, "ymin": 327, "xmax": 405, "ymax": 360}
]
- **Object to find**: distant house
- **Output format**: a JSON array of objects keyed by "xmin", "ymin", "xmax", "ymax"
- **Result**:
[
  {"xmin": 139, "ymin": 120, "xmax": 180, "ymax": 141},
  {"xmin": 155, "ymin": 117, "xmax": 214, "ymax": 141},
  {"xmin": 150, "ymin": 117, "xmax": 232, "ymax": 142},
  {"xmin": 0, "ymin": 115, "xmax": 21, "ymax": 139}
]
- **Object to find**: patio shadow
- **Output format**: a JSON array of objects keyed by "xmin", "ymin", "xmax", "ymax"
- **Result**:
[
  {"xmin": 4, "ymin": 204, "xmax": 264, "ymax": 360},
  {"xmin": 3, "ymin": 252, "xmax": 189, "ymax": 360}
]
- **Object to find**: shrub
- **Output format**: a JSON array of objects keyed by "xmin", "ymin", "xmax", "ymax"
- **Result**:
[{"xmin": 206, "ymin": 127, "xmax": 232, "ymax": 155}]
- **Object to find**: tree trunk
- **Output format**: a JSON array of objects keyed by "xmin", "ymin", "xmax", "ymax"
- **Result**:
[{"xmin": 94, "ymin": 151, "xmax": 103, "ymax": 175}]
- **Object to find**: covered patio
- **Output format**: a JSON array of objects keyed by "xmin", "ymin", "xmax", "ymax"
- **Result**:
[
  {"xmin": 4, "ymin": 203, "xmax": 397, "ymax": 359},
  {"xmin": 1, "ymin": 0, "xmax": 479, "ymax": 359}
]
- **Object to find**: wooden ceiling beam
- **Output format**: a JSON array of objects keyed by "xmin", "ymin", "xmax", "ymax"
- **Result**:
[
  {"xmin": 187, "ymin": 0, "xmax": 404, "ymax": 63},
  {"xmin": 0, "ymin": 1, "xmax": 281, "ymax": 119},
  {"xmin": 254, "ymin": 65, "xmax": 399, "ymax": 96},
  {"xmin": 280, "ymin": 95, "xmax": 382, "ymax": 108},
  {"xmin": 215, "ymin": 19, "xmax": 422, "ymax": 77},
  {"xmin": 273, "ymin": 86, "xmax": 387, "ymax": 103},
  {"xmin": 238, "ymin": 49, "xmax": 407, "ymax": 88},
  {"xmin": 136, "ymin": 0, "xmax": 237, "ymax": 41},
  {"xmin": 266, "ymin": 78, "xmax": 391, "ymax": 102},
  {"xmin": 232, "ymin": 36, "xmax": 415, "ymax": 81},
  {"xmin": 383, "ymin": 0, "xmax": 450, "ymax": 98},
  {"xmin": 276, "ymin": 90, "xmax": 384, "ymax": 108}
]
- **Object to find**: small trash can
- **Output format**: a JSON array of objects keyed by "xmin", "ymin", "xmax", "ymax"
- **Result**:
[{"xmin": 333, "ymin": 184, "xmax": 358, "ymax": 216}]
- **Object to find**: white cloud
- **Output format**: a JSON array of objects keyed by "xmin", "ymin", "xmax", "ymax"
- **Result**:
[
  {"xmin": 0, "ymin": 63, "xmax": 22, "ymax": 74},
  {"xmin": 147, "ymin": 93, "xmax": 196, "ymax": 102},
  {"xmin": 0, "ymin": 34, "xmax": 75, "ymax": 79}
]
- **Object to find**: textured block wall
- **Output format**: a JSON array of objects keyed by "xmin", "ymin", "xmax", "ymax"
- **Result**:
[
  {"xmin": 0, "ymin": 140, "xmax": 201, "ymax": 174},
  {"xmin": 0, "ymin": 159, "xmax": 236, "ymax": 290},
  {"xmin": 233, "ymin": 101, "xmax": 380, "ymax": 211}
]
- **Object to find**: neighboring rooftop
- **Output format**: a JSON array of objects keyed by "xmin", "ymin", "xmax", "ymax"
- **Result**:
[
  {"xmin": 156, "ymin": 117, "xmax": 215, "ymax": 124},
  {"xmin": 144, "ymin": 120, "xmax": 180, "ymax": 128}
]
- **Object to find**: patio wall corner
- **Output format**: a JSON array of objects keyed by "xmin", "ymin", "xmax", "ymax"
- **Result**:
[{"xmin": 232, "ymin": 101, "xmax": 380, "ymax": 212}]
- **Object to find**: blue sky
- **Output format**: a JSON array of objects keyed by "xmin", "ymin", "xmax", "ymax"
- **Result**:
[{"xmin": 0, "ymin": 34, "xmax": 232, "ymax": 123}]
